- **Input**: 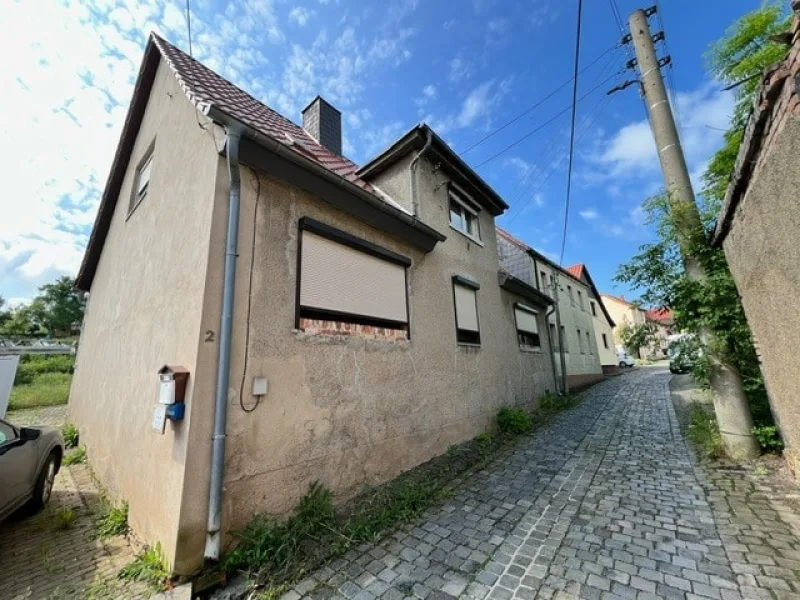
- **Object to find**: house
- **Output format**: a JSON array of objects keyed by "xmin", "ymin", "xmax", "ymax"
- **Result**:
[
  {"xmin": 601, "ymin": 294, "xmax": 647, "ymax": 354},
  {"xmin": 712, "ymin": 9, "xmax": 800, "ymax": 474},
  {"xmin": 645, "ymin": 308, "xmax": 674, "ymax": 359},
  {"xmin": 69, "ymin": 33, "xmax": 558, "ymax": 574},
  {"xmin": 496, "ymin": 230, "xmax": 616, "ymax": 387},
  {"xmin": 565, "ymin": 265, "xmax": 617, "ymax": 373}
]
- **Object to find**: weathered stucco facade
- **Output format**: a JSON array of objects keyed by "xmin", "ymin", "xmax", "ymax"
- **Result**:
[
  {"xmin": 69, "ymin": 59, "xmax": 222, "ymax": 570},
  {"xmin": 71, "ymin": 39, "xmax": 558, "ymax": 574},
  {"xmin": 714, "ymin": 14, "xmax": 800, "ymax": 474}
]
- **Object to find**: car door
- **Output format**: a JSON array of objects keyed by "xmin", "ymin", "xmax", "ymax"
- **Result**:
[{"xmin": 0, "ymin": 419, "xmax": 38, "ymax": 517}]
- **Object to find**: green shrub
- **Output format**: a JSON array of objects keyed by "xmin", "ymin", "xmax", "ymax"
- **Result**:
[
  {"xmin": 98, "ymin": 501, "xmax": 129, "ymax": 538},
  {"xmin": 8, "ymin": 372, "xmax": 71, "ymax": 410},
  {"xmin": 14, "ymin": 355, "xmax": 75, "ymax": 385},
  {"xmin": 475, "ymin": 432, "xmax": 492, "ymax": 455},
  {"xmin": 63, "ymin": 446, "xmax": 87, "ymax": 466},
  {"xmin": 118, "ymin": 543, "xmax": 169, "ymax": 589},
  {"xmin": 687, "ymin": 403, "xmax": 724, "ymax": 459},
  {"xmin": 496, "ymin": 406, "xmax": 532, "ymax": 435},
  {"xmin": 61, "ymin": 423, "xmax": 79, "ymax": 449},
  {"xmin": 752, "ymin": 425, "xmax": 784, "ymax": 453}
]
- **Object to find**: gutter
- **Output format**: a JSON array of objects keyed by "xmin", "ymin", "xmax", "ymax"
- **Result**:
[
  {"xmin": 409, "ymin": 128, "xmax": 433, "ymax": 218},
  {"xmin": 205, "ymin": 124, "xmax": 244, "ymax": 561}
]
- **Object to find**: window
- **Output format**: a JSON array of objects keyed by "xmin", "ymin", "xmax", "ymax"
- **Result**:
[
  {"xmin": 297, "ymin": 218, "xmax": 410, "ymax": 333},
  {"xmin": 130, "ymin": 145, "xmax": 154, "ymax": 214},
  {"xmin": 586, "ymin": 331, "xmax": 592, "ymax": 354},
  {"xmin": 540, "ymin": 271, "xmax": 548, "ymax": 293},
  {"xmin": 560, "ymin": 325, "xmax": 568, "ymax": 352},
  {"xmin": 602, "ymin": 333, "xmax": 609, "ymax": 349},
  {"xmin": 549, "ymin": 323, "xmax": 558, "ymax": 351},
  {"xmin": 577, "ymin": 329, "xmax": 584, "ymax": 354},
  {"xmin": 448, "ymin": 189, "xmax": 481, "ymax": 241},
  {"xmin": 577, "ymin": 290, "xmax": 584, "ymax": 310},
  {"xmin": 453, "ymin": 276, "xmax": 480, "ymax": 345},
  {"xmin": 514, "ymin": 304, "xmax": 540, "ymax": 349},
  {"xmin": 567, "ymin": 285, "xmax": 573, "ymax": 301},
  {"xmin": 0, "ymin": 420, "xmax": 15, "ymax": 445},
  {"xmin": 590, "ymin": 301, "xmax": 597, "ymax": 317}
]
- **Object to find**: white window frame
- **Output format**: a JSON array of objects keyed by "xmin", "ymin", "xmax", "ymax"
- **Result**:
[
  {"xmin": 129, "ymin": 142, "xmax": 155, "ymax": 216},
  {"xmin": 448, "ymin": 188, "xmax": 482, "ymax": 243}
]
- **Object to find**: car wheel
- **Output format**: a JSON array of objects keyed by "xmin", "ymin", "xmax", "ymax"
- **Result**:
[
  {"xmin": 30, "ymin": 453, "xmax": 58, "ymax": 511},
  {"xmin": 619, "ymin": 361, "xmax": 626, "ymax": 368}
]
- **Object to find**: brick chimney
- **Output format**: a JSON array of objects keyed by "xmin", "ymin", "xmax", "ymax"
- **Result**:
[{"xmin": 302, "ymin": 96, "xmax": 342, "ymax": 155}]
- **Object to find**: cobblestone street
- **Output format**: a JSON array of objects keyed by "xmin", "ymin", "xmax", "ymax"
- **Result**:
[{"xmin": 280, "ymin": 368, "xmax": 800, "ymax": 600}]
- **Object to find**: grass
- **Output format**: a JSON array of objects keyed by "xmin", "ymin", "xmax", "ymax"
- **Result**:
[
  {"xmin": 118, "ymin": 544, "xmax": 169, "ymax": 590},
  {"xmin": 224, "ymin": 389, "xmax": 589, "ymax": 593},
  {"xmin": 97, "ymin": 501, "xmax": 129, "ymax": 538},
  {"xmin": 61, "ymin": 423, "xmax": 79, "ymax": 448},
  {"xmin": 687, "ymin": 402, "xmax": 724, "ymax": 459},
  {"xmin": 9, "ymin": 372, "xmax": 71, "ymax": 410},
  {"xmin": 55, "ymin": 508, "xmax": 77, "ymax": 530},
  {"xmin": 63, "ymin": 446, "xmax": 87, "ymax": 466}
]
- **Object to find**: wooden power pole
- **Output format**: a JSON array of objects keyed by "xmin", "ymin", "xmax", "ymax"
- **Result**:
[{"xmin": 628, "ymin": 7, "xmax": 759, "ymax": 458}]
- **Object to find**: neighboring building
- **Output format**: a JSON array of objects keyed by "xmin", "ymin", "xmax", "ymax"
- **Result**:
[
  {"xmin": 645, "ymin": 308, "xmax": 675, "ymax": 359},
  {"xmin": 497, "ymin": 231, "xmax": 616, "ymax": 387},
  {"xmin": 69, "ymin": 34, "xmax": 557, "ymax": 574},
  {"xmin": 566, "ymin": 265, "xmax": 617, "ymax": 373},
  {"xmin": 713, "ymin": 11, "xmax": 800, "ymax": 474},
  {"xmin": 601, "ymin": 294, "xmax": 647, "ymax": 353}
]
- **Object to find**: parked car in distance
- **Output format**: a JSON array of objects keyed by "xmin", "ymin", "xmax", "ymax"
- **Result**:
[
  {"xmin": 0, "ymin": 418, "xmax": 63, "ymax": 521},
  {"xmin": 616, "ymin": 349, "xmax": 636, "ymax": 368}
]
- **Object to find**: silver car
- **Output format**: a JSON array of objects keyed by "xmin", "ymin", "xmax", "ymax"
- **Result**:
[{"xmin": 0, "ymin": 418, "xmax": 63, "ymax": 521}]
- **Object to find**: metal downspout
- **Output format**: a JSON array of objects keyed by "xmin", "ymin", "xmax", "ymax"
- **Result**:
[
  {"xmin": 409, "ymin": 129, "xmax": 433, "ymax": 218},
  {"xmin": 545, "ymin": 304, "xmax": 559, "ymax": 395},
  {"xmin": 205, "ymin": 125, "xmax": 244, "ymax": 560}
]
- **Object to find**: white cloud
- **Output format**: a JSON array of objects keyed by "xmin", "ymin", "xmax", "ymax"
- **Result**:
[
  {"xmin": 448, "ymin": 57, "xmax": 473, "ymax": 84},
  {"xmin": 361, "ymin": 121, "xmax": 408, "ymax": 159},
  {"xmin": 505, "ymin": 157, "xmax": 531, "ymax": 177},
  {"xmin": 590, "ymin": 82, "xmax": 735, "ymax": 185},
  {"xmin": 530, "ymin": 3, "xmax": 558, "ymax": 28},
  {"xmin": 443, "ymin": 19, "xmax": 456, "ymax": 30},
  {"xmin": 289, "ymin": 7, "xmax": 315, "ymax": 26},
  {"xmin": 533, "ymin": 193, "xmax": 545, "ymax": 207},
  {"xmin": 579, "ymin": 208, "xmax": 599, "ymax": 221},
  {"xmin": 427, "ymin": 78, "xmax": 513, "ymax": 135}
]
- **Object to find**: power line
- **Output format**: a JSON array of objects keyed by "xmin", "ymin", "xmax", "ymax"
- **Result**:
[
  {"xmin": 474, "ymin": 68, "xmax": 621, "ymax": 169},
  {"xmin": 462, "ymin": 44, "xmax": 620, "ymax": 155},
  {"xmin": 502, "ymin": 47, "xmax": 623, "ymax": 207},
  {"xmin": 504, "ymin": 81, "xmax": 620, "ymax": 225},
  {"xmin": 559, "ymin": 0, "xmax": 583, "ymax": 265}
]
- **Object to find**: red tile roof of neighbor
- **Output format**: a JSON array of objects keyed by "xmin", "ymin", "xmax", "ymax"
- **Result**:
[
  {"xmin": 150, "ymin": 34, "xmax": 375, "ymax": 194},
  {"xmin": 646, "ymin": 308, "xmax": 674, "ymax": 323}
]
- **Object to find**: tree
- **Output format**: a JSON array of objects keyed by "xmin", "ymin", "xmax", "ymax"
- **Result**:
[
  {"xmin": 702, "ymin": 3, "xmax": 791, "ymax": 216},
  {"xmin": 618, "ymin": 321, "xmax": 658, "ymax": 358},
  {"xmin": 30, "ymin": 276, "xmax": 85, "ymax": 336},
  {"xmin": 0, "ymin": 304, "xmax": 43, "ymax": 337}
]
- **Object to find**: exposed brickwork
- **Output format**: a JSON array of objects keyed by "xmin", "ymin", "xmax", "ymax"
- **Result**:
[{"xmin": 299, "ymin": 318, "xmax": 408, "ymax": 341}]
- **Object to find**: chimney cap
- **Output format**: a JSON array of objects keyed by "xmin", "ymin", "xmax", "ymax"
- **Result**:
[{"xmin": 301, "ymin": 95, "xmax": 341, "ymax": 116}]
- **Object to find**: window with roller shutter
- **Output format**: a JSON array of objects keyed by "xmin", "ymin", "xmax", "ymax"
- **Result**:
[
  {"xmin": 514, "ymin": 303, "xmax": 540, "ymax": 349},
  {"xmin": 296, "ymin": 218, "xmax": 410, "ymax": 334},
  {"xmin": 452, "ymin": 276, "xmax": 480, "ymax": 345}
]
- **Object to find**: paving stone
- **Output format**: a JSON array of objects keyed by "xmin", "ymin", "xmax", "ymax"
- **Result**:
[{"xmin": 264, "ymin": 370, "xmax": 800, "ymax": 600}]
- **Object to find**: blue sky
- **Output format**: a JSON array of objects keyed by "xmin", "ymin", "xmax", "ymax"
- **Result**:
[{"xmin": 1, "ymin": 0, "xmax": 758, "ymax": 305}]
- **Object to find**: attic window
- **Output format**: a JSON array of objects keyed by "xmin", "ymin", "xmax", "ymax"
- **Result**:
[
  {"xmin": 129, "ymin": 144, "xmax": 154, "ymax": 215},
  {"xmin": 449, "ymin": 189, "xmax": 480, "ymax": 241}
]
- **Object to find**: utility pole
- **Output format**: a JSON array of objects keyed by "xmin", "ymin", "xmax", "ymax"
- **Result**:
[
  {"xmin": 628, "ymin": 7, "xmax": 759, "ymax": 459},
  {"xmin": 552, "ymin": 276, "xmax": 569, "ymax": 396}
]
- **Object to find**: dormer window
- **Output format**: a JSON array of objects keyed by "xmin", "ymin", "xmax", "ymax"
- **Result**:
[{"xmin": 448, "ymin": 188, "xmax": 481, "ymax": 241}]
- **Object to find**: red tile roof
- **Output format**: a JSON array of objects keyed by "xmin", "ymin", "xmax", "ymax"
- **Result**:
[
  {"xmin": 151, "ymin": 33, "xmax": 375, "ymax": 194},
  {"xmin": 565, "ymin": 264, "xmax": 585, "ymax": 279},
  {"xmin": 646, "ymin": 308, "xmax": 674, "ymax": 323}
]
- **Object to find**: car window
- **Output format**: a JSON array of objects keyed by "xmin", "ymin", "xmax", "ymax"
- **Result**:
[{"xmin": 0, "ymin": 421, "xmax": 15, "ymax": 444}]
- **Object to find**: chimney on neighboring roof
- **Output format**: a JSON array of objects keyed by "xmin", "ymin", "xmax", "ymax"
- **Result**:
[{"xmin": 302, "ymin": 96, "xmax": 342, "ymax": 155}]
